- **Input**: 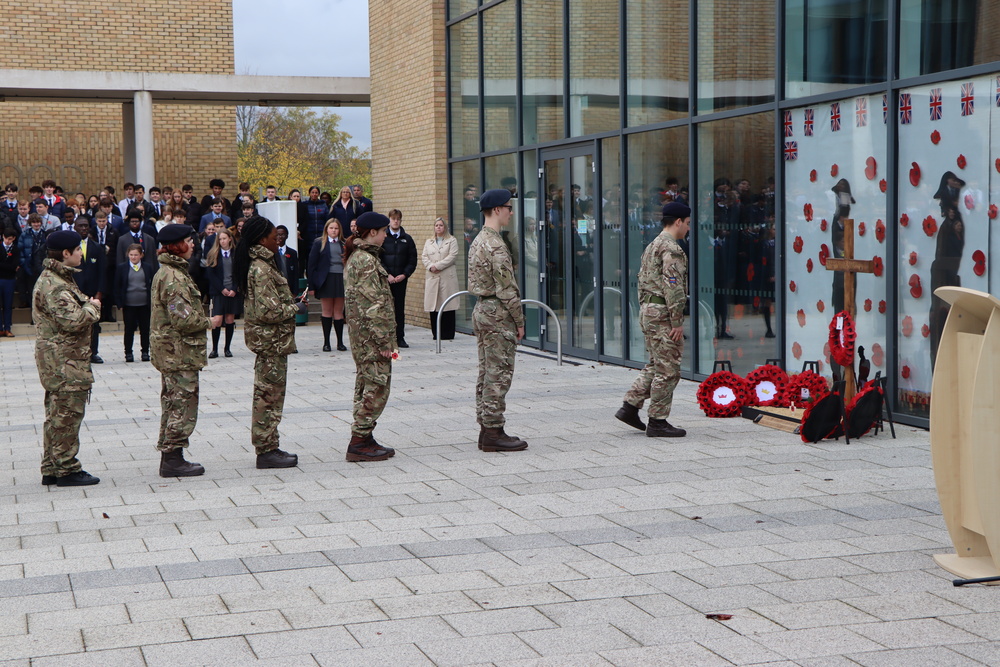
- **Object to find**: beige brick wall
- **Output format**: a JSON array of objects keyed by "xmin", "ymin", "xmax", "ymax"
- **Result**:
[
  {"xmin": 370, "ymin": 0, "xmax": 449, "ymax": 332},
  {"xmin": 0, "ymin": 0, "xmax": 237, "ymax": 196}
]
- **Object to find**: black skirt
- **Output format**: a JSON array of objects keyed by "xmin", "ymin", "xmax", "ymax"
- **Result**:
[
  {"xmin": 316, "ymin": 272, "xmax": 345, "ymax": 299},
  {"xmin": 211, "ymin": 293, "xmax": 243, "ymax": 317}
]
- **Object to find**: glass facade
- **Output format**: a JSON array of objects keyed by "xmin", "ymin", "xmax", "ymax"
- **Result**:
[{"xmin": 446, "ymin": 0, "xmax": 1000, "ymax": 425}]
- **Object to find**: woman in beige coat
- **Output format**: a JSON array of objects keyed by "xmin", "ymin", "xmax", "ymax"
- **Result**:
[{"xmin": 421, "ymin": 217, "xmax": 460, "ymax": 340}]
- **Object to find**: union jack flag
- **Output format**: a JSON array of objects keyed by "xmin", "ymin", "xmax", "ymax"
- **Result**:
[
  {"xmin": 855, "ymin": 97, "xmax": 868, "ymax": 127},
  {"xmin": 961, "ymin": 82, "xmax": 974, "ymax": 116},
  {"xmin": 899, "ymin": 93, "xmax": 912, "ymax": 124},
  {"xmin": 930, "ymin": 88, "xmax": 942, "ymax": 121},
  {"xmin": 830, "ymin": 102, "xmax": 841, "ymax": 132},
  {"xmin": 783, "ymin": 141, "xmax": 798, "ymax": 161},
  {"xmin": 804, "ymin": 108, "xmax": 814, "ymax": 136},
  {"xmin": 882, "ymin": 94, "xmax": 888, "ymax": 123},
  {"xmin": 783, "ymin": 110, "xmax": 793, "ymax": 137}
]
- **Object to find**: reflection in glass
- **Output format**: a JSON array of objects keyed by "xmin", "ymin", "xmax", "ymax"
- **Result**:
[
  {"xmin": 523, "ymin": 1, "xmax": 564, "ymax": 145},
  {"xmin": 522, "ymin": 151, "xmax": 541, "ymax": 345},
  {"xmin": 696, "ymin": 113, "xmax": 776, "ymax": 375},
  {"xmin": 899, "ymin": 0, "xmax": 1000, "ymax": 79},
  {"xmin": 449, "ymin": 18, "xmax": 479, "ymax": 157},
  {"xmin": 785, "ymin": 0, "xmax": 887, "ymax": 99},
  {"xmin": 448, "ymin": 0, "xmax": 477, "ymax": 20},
  {"xmin": 569, "ymin": 0, "xmax": 620, "ymax": 137},
  {"xmin": 452, "ymin": 160, "xmax": 480, "ymax": 330},
  {"xmin": 626, "ymin": 0, "xmax": 689, "ymax": 126},
  {"xmin": 625, "ymin": 127, "xmax": 691, "ymax": 369},
  {"xmin": 543, "ymin": 157, "xmax": 567, "ymax": 347},
  {"xmin": 483, "ymin": 2, "xmax": 517, "ymax": 152},
  {"xmin": 600, "ymin": 137, "xmax": 623, "ymax": 359},
  {"xmin": 569, "ymin": 154, "xmax": 597, "ymax": 351},
  {"xmin": 696, "ymin": 0, "xmax": 775, "ymax": 113}
]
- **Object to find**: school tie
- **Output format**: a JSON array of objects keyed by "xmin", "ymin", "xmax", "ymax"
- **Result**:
[{"xmin": 81, "ymin": 240, "xmax": 87, "ymax": 260}]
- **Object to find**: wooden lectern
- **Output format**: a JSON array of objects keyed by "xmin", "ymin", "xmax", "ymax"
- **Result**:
[{"xmin": 931, "ymin": 286, "xmax": 1000, "ymax": 580}]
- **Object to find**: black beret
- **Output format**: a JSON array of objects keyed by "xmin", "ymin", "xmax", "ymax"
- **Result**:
[
  {"xmin": 356, "ymin": 212, "xmax": 390, "ymax": 230},
  {"xmin": 158, "ymin": 224, "xmax": 194, "ymax": 245},
  {"xmin": 480, "ymin": 188, "xmax": 512, "ymax": 211},
  {"xmin": 209, "ymin": 179, "xmax": 226, "ymax": 189},
  {"xmin": 46, "ymin": 230, "xmax": 82, "ymax": 251},
  {"xmin": 662, "ymin": 202, "xmax": 691, "ymax": 219}
]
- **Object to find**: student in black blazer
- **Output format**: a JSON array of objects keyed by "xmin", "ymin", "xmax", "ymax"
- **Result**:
[
  {"xmin": 91, "ymin": 211, "xmax": 120, "ymax": 322},
  {"xmin": 117, "ymin": 213, "xmax": 158, "ymax": 268},
  {"xmin": 114, "ymin": 243, "xmax": 156, "ymax": 362},
  {"xmin": 307, "ymin": 219, "xmax": 347, "ymax": 351},
  {"xmin": 72, "ymin": 218, "xmax": 107, "ymax": 363},
  {"xmin": 275, "ymin": 225, "xmax": 299, "ymax": 292}
]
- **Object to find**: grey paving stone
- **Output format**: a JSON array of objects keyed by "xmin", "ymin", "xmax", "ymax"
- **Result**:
[
  {"xmin": 346, "ymin": 616, "xmax": 462, "ymax": 647},
  {"xmin": 846, "ymin": 646, "xmax": 985, "ymax": 667},
  {"xmin": 601, "ymin": 642, "xmax": 735, "ymax": 667},
  {"xmin": 401, "ymin": 538, "xmax": 492, "ymax": 558},
  {"xmin": 248, "ymin": 626, "xmax": 360, "ymax": 658},
  {"xmin": 69, "ymin": 566, "xmax": 161, "ymax": 591},
  {"xmin": 158, "ymin": 558, "xmax": 249, "ymax": 581},
  {"xmin": 31, "ymin": 648, "xmax": 146, "ymax": 667},
  {"xmin": 313, "ymin": 644, "xmax": 435, "ymax": 667},
  {"xmin": 241, "ymin": 550, "xmax": 333, "ymax": 573},
  {"xmin": 323, "ymin": 544, "xmax": 413, "ymax": 565},
  {"xmin": 0, "ymin": 574, "xmax": 70, "ymax": 598},
  {"xmin": 417, "ymin": 633, "xmax": 539, "ymax": 666},
  {"xmin": 141, "ymin": 637, "xmax": 256, "ymax": 667}
]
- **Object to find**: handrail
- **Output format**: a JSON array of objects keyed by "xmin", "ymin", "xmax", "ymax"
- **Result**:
[{"xmin": 435, "ymin": 291, "xmax": 563, "ymax": 366}]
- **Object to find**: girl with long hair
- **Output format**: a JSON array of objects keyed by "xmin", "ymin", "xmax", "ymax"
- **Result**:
[
  {"xmin": 204, "ymin": 228, "xmax": 240, "ymax": 358},
  {"xmin": 307, "ymin": 218, "xmax": 347, "ymax": 351}
]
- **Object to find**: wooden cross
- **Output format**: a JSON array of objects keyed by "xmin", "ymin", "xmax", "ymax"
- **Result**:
[{"xmin": 824, "ymin": 218, "xmax": 875, "ymax": 402}]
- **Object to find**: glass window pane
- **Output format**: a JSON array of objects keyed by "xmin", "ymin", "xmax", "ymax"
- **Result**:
[
  {"xmin": 696, "ymin": 0, "xmax": 775, "ymax": 114},
  {"xmin": 785, "ymin": 0, "xmax": 887, "ymax": 99},
  {"xmin": 452, "ymin": 160, "xmax": 480, "ymax": 330},
  {"xmin": 625, "ymin": 127, "xmax": 690, "ymax": 368},
  {"xmin": 522, "ymin": 1, "xmax": 564, "ymax": 144},
  {"xmin": 783, "ymin": 96, "xmax": 887, "ymax": 393},
  {"xmin": 522, "ymin": 151, "xmax": 541, "ymax": 345},
  {"xmin": 569, "ymin": 0, "xmax": 620, "ymax": 136},
  {"xmin": 900, "ymin": 1, "xmax": 1000, "ymax": 79},
  {"xmin": 600, "ymin": 137, "xmax": 624, "ymax": 359},
  {"xmin": 626, "ymin": 0, "xmax": 689, "ymax": 126},
  {"xmin": 696, "ymin": 113, "xmax": 776, "ymax": 374},
  {"xmin": 483, "ymin": 2, "xmax": 517, "ymax": 152},
  {"xmin": 448, "ymin": 0, "xmax": 477, "ymax": 20},
  {"xmin": 449, "ymin": 18, "xmax": 479, "ymax": 157}
]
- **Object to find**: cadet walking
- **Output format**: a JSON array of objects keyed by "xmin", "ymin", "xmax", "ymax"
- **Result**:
[
  {"xmin": 343, "ymin": 212, "xmax": 396, "ymax": 462},
  {"xmin": 616, "ymin": 202, "xmax": 691, "ymax": 437},
  {"xmin": 33, "ymin": 230, "xmax": 102, "ymax": 486},
  {"xmin": 150, "ymin": 224, "xmax": 211, "ymax": 477},
  {"xmin": 468, "ymin": 189, "xmax": 528, "ymax": 452},
  {"xmin": 234, "ymin": 216, "xmax": 304, "ymax": 468}
]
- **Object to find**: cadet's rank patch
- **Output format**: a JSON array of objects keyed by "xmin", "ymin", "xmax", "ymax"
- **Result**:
[{"xmin": 667, "ymin": 277, "xmax": 678, "ymax": 284}]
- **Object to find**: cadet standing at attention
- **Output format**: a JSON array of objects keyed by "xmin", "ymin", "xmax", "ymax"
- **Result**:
[
  {"xmin": 233, "ymin": 216, "xmax": 304, "ymax": 468},
  {"xmin": 150, "ymin": 224, "xmax": 211, "ymax": 477},
  {"xmin": 467, "ymin": 189, "xmax": 528, "ymax": 452},
  {"xmin": 615, "ymin": 201, "xmax": 691, "ymax": 437},
  {"xmin": 33, "ymin": 230, "xmax": 102, "ymax": 486},
  {"xmin": 343, "ymin": 212, "xmax": 396, "ymax": 462}
]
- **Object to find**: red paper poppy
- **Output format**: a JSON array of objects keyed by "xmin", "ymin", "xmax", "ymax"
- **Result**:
[
  {"xmin": 803, "ymin": 203, "xmax": 814, "ymax": 222},
  {"xmin": 909, "ymin": 251, "xmax": 918, "ymax": 266},
  {"xmin": 746, "ymin": 365, "xmax": 790, "ymax": 408},
  {"xmin": 909, "ymin": 162, "xmax": 921, "ymax": 186},
  {"xmin": 901, "ymin": 315, "xmax": 913, "ymax": 336},
  {"xmin": 957, "ymin": 154, "xmax": 967, "ymax": 169},
  {"xmin": 865, "ymin": 157, "xmax": 877, "ymax": 180},
  {"xmin": 746, "ymin": 264, "xmax": 755, "ymax": 282},
  {"xmin": 858, "ymin": 221, "xmax": 866, "ymax": 236},
  {"xmin": 909, "ymin": 274, "xmax": 922, "ymax": 298},
  {"xmin": 817, "ymin": 300, "xmax": 825, "ymax": 313},
  {"xmin": 879, "ymin": 179, "xmax": 887, "ymax": 193},
  {"xmin": 875, "ymin": 219, "xmax": 885, "ymax": 242},
  {"xmin": 900, "ymin": 213, "xmax": 909, "ymax": 227},
  {"xmin": 930, "ymin": 130, "xmax": 941, "ymax": 144},
  {"xmin": 965, "ymin": 194, "xmax": 975, "ymax": 211},
  {"xmin": 872, "ymin": 342, "xmax": 884, "ymax": 366},
  {"xmin": 819, "ymin": 244, "xmax": 830, "ymax": 266},
  {"xmin": 820, "ymin": 219, "xmax": 828, "ymax": 232},
  {"xmin": 921, "ymin": 324, "xmax": 930, "ymax": 338},
  {"xmin": 990, "ymin": 204, "xmax": 998, "ymax": 219},
  {"xmin": 793, "ymin": 236, "xmax": 804, "ymax": 253},
  {"xmin": 797, "ymin": 309, "xmax": 806, "ymax": 327},
  {"xmin": 792, "ymin": 342, "xmax": 802, "ymax": 359},
  {"xmin": 831, "ymin": 164, "xmax": 839, "ymax": 177},
  {"xmin": 878, "ymin": 300, "xmax": 886, "ymax": 314},
  {"xmin": 901, "ymin": 365, "xmax": 911, "ymax": 379},
  {"xmin": 973, "ymin": 249, "xmax": 986, "ymax": 276},
  {"xmin": 786, "ymin": 371, "xmax": 830, "ymax": 409},
  {"xmin": 873, "ymin": 256, "xmax": 884, "ymax": 277},
  {"xmin": 864, "ymin": 298, "xmax": 872, "ymax": 312},
  {"xmin": 697, "ymin": 371, "xmax": 750, "ymax": 418},
  {"xmin": 806, "ymin": 258, "xmax": 814, "ymax": 273},
  {"xmin": 809, "ymin": 169, "xmax": 817, "ymax": 182},
  {"xmin": 789, "ymin": 280, "xmax": 797, "ymax": 292},
  {"xmin": 922, "ymin": 216, "xmax": 937, "ymax": 237},
  {"xmin": 828, "ymin": 310, "xmax": 857, "ymax": 367}
]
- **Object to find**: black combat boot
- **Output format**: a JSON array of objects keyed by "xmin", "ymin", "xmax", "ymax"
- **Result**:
[
  {"xmin": 159, "ymin": 448, "xmax": 205, "ymax": 477},
  {"xmin": 346, "ymin": 434, "xmax": 393, "ymax": 462},
  {"xmin": 365, "ymin": 434, "xmax": 394, "ymax": 458},
  {"xmin": 480, "ymin": 427, "xmax": 528, "ymax": 452},
  {"xmin": 614, "ymin": 401, "xmax": 646, "ymax": 431},
  {"xmin": 256, "ymin": 449, "xmax": 298, "ymax": 468},
  {"xmin": 646, "ymin": 419, "xmax": 686, "ymax": 437},
  {"xmin": 56, "ymin": 471, "xmax": 100, "ymax": 486}
]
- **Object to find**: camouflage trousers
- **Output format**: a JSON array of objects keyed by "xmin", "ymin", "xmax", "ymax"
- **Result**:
[
  {"xmin": 352, "ymin": 357, "xmax": 391, "ymax": 437},
  {"xmin": 473, "ymin": 301, "xmax": 517, "ymax": 428},
  {"xmin": 252, "ymin": 354, "xmax": 287, "ymax": 454},
  {"xmin": 41, "ymin": 390, "xmax": 88, "ymax": 477},
  {"xmin": 624, "ymin": 303, "xmax": 683, "ymax": 420},
  {"xmin": 157, "ymin": 371, "xmax": 200, "ymax": 452}
]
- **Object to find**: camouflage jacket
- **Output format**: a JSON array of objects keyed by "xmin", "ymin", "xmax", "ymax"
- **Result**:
[
  {"xmin": 344, "ymin": 237, "xmax": 395, "ymax": 364},
  {"xmin": 32, "ymin": 258, "xmax": 101, "ymax": 392},
  {"xmin": 467, "ymin": 226, "xmax": 524, "ymax": 328},
  {"xmin": 637, "ymin": 228, "xmax": 687, "ymax": 325},
  {"xmin": 150, "ymin": 252, "xmax": 211, "ymax": 373},
  {"xmin": 244, "ymin": 244, "xmax": 298, "ymax": 356}
]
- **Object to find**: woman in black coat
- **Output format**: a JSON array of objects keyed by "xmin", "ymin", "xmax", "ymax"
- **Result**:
[{"xmin": 307, "ymin": 219, "xmax": 347, "ymax": 351}]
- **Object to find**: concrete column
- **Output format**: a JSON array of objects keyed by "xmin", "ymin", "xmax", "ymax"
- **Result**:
[
  {"xmin": 122, "ymin": 102, "xmax": 136, "ymax": 182},
  {"xmin": 132, "ymin": 90, "xmax": 155, "ymax": 187}
]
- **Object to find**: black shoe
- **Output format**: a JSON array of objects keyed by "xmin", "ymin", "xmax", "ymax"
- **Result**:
[
  {"xmin": 346, "ymin": 435, "xmax": 393, "ymax": 462},
  {"xmin": 42, "ymin": 475, "xmax": 56, "ymax": 485},
  {"xmin": 56, "ymin": 470, "xmax": 100, "ymax": 486},
  {"xmin": 256, "ymin": 449, "xmax": 298, "ymax": 468},
  {"xmin": 480, "ymin": 427, "xmax": 528, "ymax": 452},
  {"xmin": 718, "ymin": 332, "xmax": 735, "ymax": 340},
  {"xmin": 224, "ymin": 349, "xmax": 233, "ymax": 358},
  {"xmin": 397, "ymin": 340, "xmax": 409, "ymax": 349},
  {"xmin": 337, "ymin": 343, "xmax": 348, "ymax": 351},
  {"xmin": 159, "ymin": 449, "xmax": 205, "ymax": 477},
  {"xmin": 646, "ymin": 419, "xmax": 686, "ymax": 438},
  {"xmin": 614, "ymin": 401, "xmax": 646, "ymax": 431},
  {"xmin": 141, "ymin": 353, "xmax": 150, "ymax": 361},
  {"xmin": 90, "ymin": 354, "xmax": 104, "ymax": 364},
  {"xmin": 125, "ymin": 353, "xmax": 134, "ymax": 363},
  {"xmin": 365, "ymin": 434, "xmax": 395, "ymax": 458},
  {"xmin": 764, "ymin": 331, "xmax": 775, "ymax": 338},
  {"xmin": 209, "ymin": 350, "xmax": 218, "ymax": 359},
  {"xmin": 323, "ymin": 343, "xmax": 332, "ymax": 352}
]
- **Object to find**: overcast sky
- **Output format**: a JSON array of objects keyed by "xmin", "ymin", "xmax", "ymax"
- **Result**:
[{"xmin": 232, "ymin": 0, "xmax": 372, "ymax": 150}]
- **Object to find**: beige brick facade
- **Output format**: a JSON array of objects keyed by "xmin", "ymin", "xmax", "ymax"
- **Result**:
[{"xmin": 0, "ymin": 1, "xmax": 237, "ymax": 196}]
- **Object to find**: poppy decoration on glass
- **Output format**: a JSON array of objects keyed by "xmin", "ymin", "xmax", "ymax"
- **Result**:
[
  {"xmin": 864, "ymin": 157, "xmax": 877, "ymax": 180},
  {"xmin": 793, "ymin": 236, "xmax": 804, "ymax": 253},
  {"xmin": 901, "ymin": 365, "xmax": 911, "ymax": 379},
  {"xmin": 786, "ymin": 370, "xmax": 829, "ymax": 409},
  {"xmin": 965, "ymin": 194, "xmax": 975, "ymax": 211},
  {"xmin": 874, "ymin": 219, "xmax": 885, "ymax": 242},
  {"xmin": 921, "ymin": 323, "xmax": 930, "ymax": 337},
  {"xmin": 973, "ymin": 250, "xmax": 986, "ymax": 276},
  {"xmin": 909, "ymin": 162, "xmax": 921, "ymax": 186},
  {"xmin": 819, "ymin": 244, "xmax": 830, "ymax": 267},
  {"xmin": 922, "ymin": 216, "xmax": 937, "ymax": 236},
  {"xmin": 789, "ymin": 280, "xmax": 797, "ymax": 292},
  {"xmin": 792, "ymin": 341, "xmax": 802, "ymax": 359},
  {"xmin": 879, "ymin": 179, "xmax": 887, "ymax": 193},
  {"xmin": 873, "ymin": 256, "xmax": 884, "ymax": 277},
  {"xmin": 828, "ymin": 310, "xmax": 857, "ymax": 367},
  {"xmin": 809, "ymin": 169, "xmax": 817, "ymax": 182},
  {"xmin": 957, "ymin": 154, "xmax": 967, "ymax": 169},
  {"xmin": 831, "ymin": 164, "xmax": 839, "ymax": 177},
  {"xmin": 817, "ymin": 300, "xmax": 825, "ymax": 313},
  {"xmin": 909, "ymin": 274, "xmax": 922, "ymax": 298},
  {"xmin": 807, "ymin": 258, "xmax": 814, "ymax": 273},
  {"xmin": 930, "ymin": 130, "xmax": 941, "ymax": 144},
  {"xmin": 820, "ymin": 219, "xmax": 828, "ymax": 232},
  {"xmin": 858, "ymin": 221, "xmax": 866, "ymax": 236},
  {"xmin": 989, "ymin": 204, "xmax": 998, "ymax": 219},
  {"xmin": 871, "ymin": 342, "xmax": 885, "ymax": 366},
  {"xmin": 909, "ymin": 251, "xmax": 918, "ymax": 266},
  {"xmin": 901, "ymin": 315, "xmax": 914, "ymax": 336},
  {"xmin": 878, "ymin": 300, "xmax": 886, "ymax": 314},
  {"xmin": 697, "ymin": 371, "xmax": 750, "ymax": 418},
  {"xmin": 797, "ymin": 309, "xmax": 806, "ymax": 327},
  {"xmin": 803, "ymin": 203, "xmax": 813, "ymax": 222},
  {"xmin": 746, "ymin": 365, "xmax": 790, "ymax": 408},
  {"xmin": 900, "ymin": 213, "xmax": 909, "ymax": 227},
  {"xmin": 864, "ymin": 298, "xmax": 872, "ymax": 312}
]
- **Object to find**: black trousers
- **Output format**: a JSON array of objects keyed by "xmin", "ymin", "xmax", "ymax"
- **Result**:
[
  {"xmin": 390, "ymin": 279, "xmax": 408, "ymax": 342},
  {"xmin": 429, "ymin": 311, "xmax": 456, "ymax": 340},
  {"xmin": 122, "ymin": 304, "xmax": 151, "ymax": 354}
]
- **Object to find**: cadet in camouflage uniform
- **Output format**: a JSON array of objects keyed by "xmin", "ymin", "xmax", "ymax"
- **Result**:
[
  {"xmin": 468, "ymin": 189, "xmax": 528, "ymax": 452},
  {"xmin": 233, "ymin": 216, "xmax": 304, "ymax": 469},
  {"xmin": 32, "ymin": 230, "xmax": 102, "ymax": 486},
  {"xmin": 343, "ymin": 212, "xmax": 396, "ymax": 462},
  {"xmin": 150, "ymin": 224, "xmax": 211, "ymax": 477},
  {"xmin": 616, "ymin": 202, "xmax": 691, "ymax": 437}
]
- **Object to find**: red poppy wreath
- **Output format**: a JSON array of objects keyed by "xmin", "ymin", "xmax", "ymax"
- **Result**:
[
  {"xmin": 828, "ymin": 310, "xmax": 857, "ymax": 367},
  {"xmin": 844, "ymin": 379, "xmax": 883, "ymax": 438},
  {"xmin": 697, "ymin": 371, "xmax": 750, "ymax": 418},
  {"xmin": 745, "ymin": 365, "xmax": 789, "ymax": 407},
  {"xmin": 785, "ymin": 371, "xmax": 829, "ymax": 409}
]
